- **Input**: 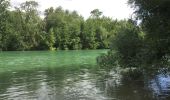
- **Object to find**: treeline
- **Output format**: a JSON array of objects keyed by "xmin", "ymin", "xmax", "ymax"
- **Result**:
[
  {"xmin": 98, "ymin": 0, "xmax": 170, "ymax": 69},
  {"xmin": 0, "ymin": 0, "xmax": 128, "ymax": 51}
]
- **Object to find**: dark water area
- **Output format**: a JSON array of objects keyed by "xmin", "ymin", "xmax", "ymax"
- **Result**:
[{"xmin": 0, "ymin": 50, "xmax": 170, "ymax": 100}]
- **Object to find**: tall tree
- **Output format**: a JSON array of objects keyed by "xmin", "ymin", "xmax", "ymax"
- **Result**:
[
  {"xmin": 90, "ymin": 9, "xmax": 102, "ymax": 18},
  {"xmin": 17, "ymin": 1, "xmax": 43, "ymax": 50},
  {"xmin": 44, "ymin": 7, "xmax": 84, "ymax": 50},
  {"xmin": 0, "ymin": 0, "xmax": 9, "ymax": 50},
  {"xmin": 128, "ymin": 0, "xmax": 170, "ymax": 60}
]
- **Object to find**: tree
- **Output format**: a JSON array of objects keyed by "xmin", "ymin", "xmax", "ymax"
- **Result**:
[
  {"xmin": 0, "ymin": 1, "xmax": 126, "ymax": 51},
  {"xmin": 44, "ymin": 7, "xmax": 84, "ymax": 50},
  {"xmin": 90, "ymin": 9, "xmax": 102, "ymax": 18},
  {"xmin": 128, "ymin": 0, "xmax": 170, "ymax": 61},
  {"xmin": 95, "ymin": 26, "xmax": 109, "ymax": 49},
  {"xmin": 47, "ymin": 28, "xmax": 56, "ymax": 50},
  {"xmin": 17, "ymin": 1, "xmax": 43, "ymax": 50},
  {"xmin": 111, "ymin": 22, "xmax": 143, "ymax": 68},
  {"xmin": 97, "ymin": 21, "xmax": 143, "ymax": 68},
  {"xmin": 0, "ymin": 0, "xmax": 9, "ymax": 50}
]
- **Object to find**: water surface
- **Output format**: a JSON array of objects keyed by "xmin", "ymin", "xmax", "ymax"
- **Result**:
[{"xmin": 0, "ymin": 50, "xmax": 170, "ymax": 100}]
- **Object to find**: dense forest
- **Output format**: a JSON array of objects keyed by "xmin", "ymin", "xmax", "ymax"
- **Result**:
[
  {"xmin": 98, "ymin": 0, "xmax": 170, "ymax": 69},
  {"xmin": 0, "ymin": 0, "xmax": 130, "ymax": 51}
]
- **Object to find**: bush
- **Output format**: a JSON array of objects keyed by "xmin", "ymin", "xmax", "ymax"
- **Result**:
[{"xmin": 97, "ymin": 21, "xmax": 143, "ymax": 69}]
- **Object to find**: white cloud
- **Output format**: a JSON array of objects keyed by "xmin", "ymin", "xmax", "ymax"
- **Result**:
[{"xmin": 10, "ymin": 0, "xmax": 133, "ymax": 19}]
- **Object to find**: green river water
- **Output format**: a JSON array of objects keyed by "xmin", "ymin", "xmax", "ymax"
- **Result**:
[{"xmin": 0, "ymin": 50, "xmax": 170, "ymax": 100}]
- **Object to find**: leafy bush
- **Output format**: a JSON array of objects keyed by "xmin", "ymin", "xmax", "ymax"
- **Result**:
[{"xmin": 97, "ymin": 21, "xmax": 143, "ymax": 69}]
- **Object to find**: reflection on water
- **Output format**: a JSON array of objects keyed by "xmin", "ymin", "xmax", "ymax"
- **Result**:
[
  {"xmin": 0, "ymin": 66, "xmax": 107, "ymax": 100},
  {"xmin": 0, "ymin": 51, "xmax": 170, "ymax": 100},
  {"xmin": 149, "ymin": 70, "xmax": 170, "ymax": 100},
  {"xmin": 0, "ymin": 66, "xmax": 170, "ymax": 100}
]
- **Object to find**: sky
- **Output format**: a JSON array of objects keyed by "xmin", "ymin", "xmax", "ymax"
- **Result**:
[{"xmin": 10, "ymin": 0, "xmax": 133, "ymax": 19}]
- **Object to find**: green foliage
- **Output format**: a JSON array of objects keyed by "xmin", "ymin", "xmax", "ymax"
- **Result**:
[
  {"xmin": 48, "ymin": 28, "xmax": 56, "ymax": 50},
  {"xmin": 98, "ymin": 0, "xmax": 170, "ymax": 70},
  {"xmin": 44, "ymin": 7, "xmax": 83, "ymax": 50},
  {"xmin": 98, "ymin": 21, "xmax": 143, "ymax": 68},
  {"xmin": 1, "ymin": 1, "xmax": 45, "ymax": 51},
  {"xmin": 128, "ymin": 0, "xmax": 170, "ymax": 62},
  {"xmin": 0, "ymin": 0, "xmax": 10, "ymax": 50},
  {"xmin": 44, "ymin": 8, "xmax": 115, "ymax": 50},
  {"xmin": 111, "ymin": 22, "xmax": 143, "ymax": 68},
  {"xmin": 90, "ymin": 9, "xmax": 102, "ymax": 18},
  {"xmin": 0, "ymin": 1, "xmax": 135, "ymax": 51}
]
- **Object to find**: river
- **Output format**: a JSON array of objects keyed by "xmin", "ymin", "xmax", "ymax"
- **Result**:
[{"xmin": 0, "ymin": 50, "xmax": 170, "ymax": 100}]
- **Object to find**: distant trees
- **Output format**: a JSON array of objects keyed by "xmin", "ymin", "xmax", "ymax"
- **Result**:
[
  {"xmin": 44, "ymin": 7, "xmax": 84, "ymax": 50},
  {"xmin": 1, "ymin": 1, "xmax": 44, "ymax": 50},
  {"xmin": 1, "ymin": 0, "xmax": 148, "ymax": 53},
  {"xmin": 17, "ymin": 1, "xmax": 43, "ymax": 50},
  {"xmin": 0, "ymin": 0, "xmax": 126, "ymax": 51}
]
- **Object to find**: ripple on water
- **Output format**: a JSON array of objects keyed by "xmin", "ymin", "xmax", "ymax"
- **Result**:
[{"xmin": 1, "ymin": 51, "xmax": 170, "ymax": 100}]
